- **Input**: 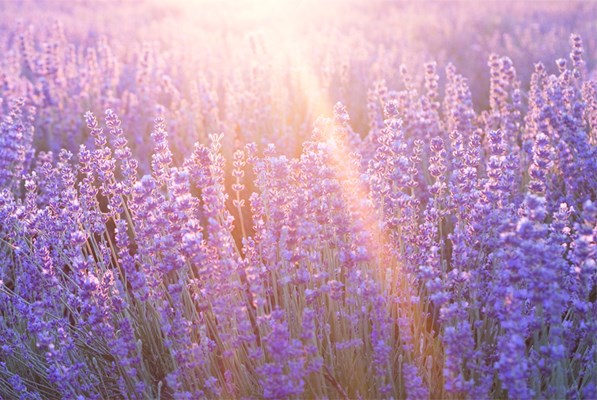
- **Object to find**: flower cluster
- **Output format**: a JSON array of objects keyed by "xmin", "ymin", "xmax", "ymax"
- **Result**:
[{"xmin": 0, "ymin": 1, "xmax": 596, "ymax": 399}]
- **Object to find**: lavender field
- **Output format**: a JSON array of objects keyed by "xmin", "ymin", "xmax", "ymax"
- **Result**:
[{"xmin": 0, "ymin": 0, "xmax": 596, "ymax": 399}]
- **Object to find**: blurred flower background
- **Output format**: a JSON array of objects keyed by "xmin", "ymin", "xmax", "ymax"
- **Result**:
[{"xmin": 0, "ymin": 0, "xmax": 595, "ymax": 399}]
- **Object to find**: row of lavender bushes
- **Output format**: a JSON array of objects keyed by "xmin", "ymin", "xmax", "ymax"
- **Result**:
[
  {"xmin": 1, "ymin": 1, "xmax": 596, "ymax": 399},
  {"xmin": 1, "ymin": 1, "xmax": 596, "ymax": 162}
]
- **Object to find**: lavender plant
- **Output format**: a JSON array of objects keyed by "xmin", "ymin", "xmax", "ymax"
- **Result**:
[{"xmin": 0, "ymin": 1, "xmax": 596, "ymax": 399}]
